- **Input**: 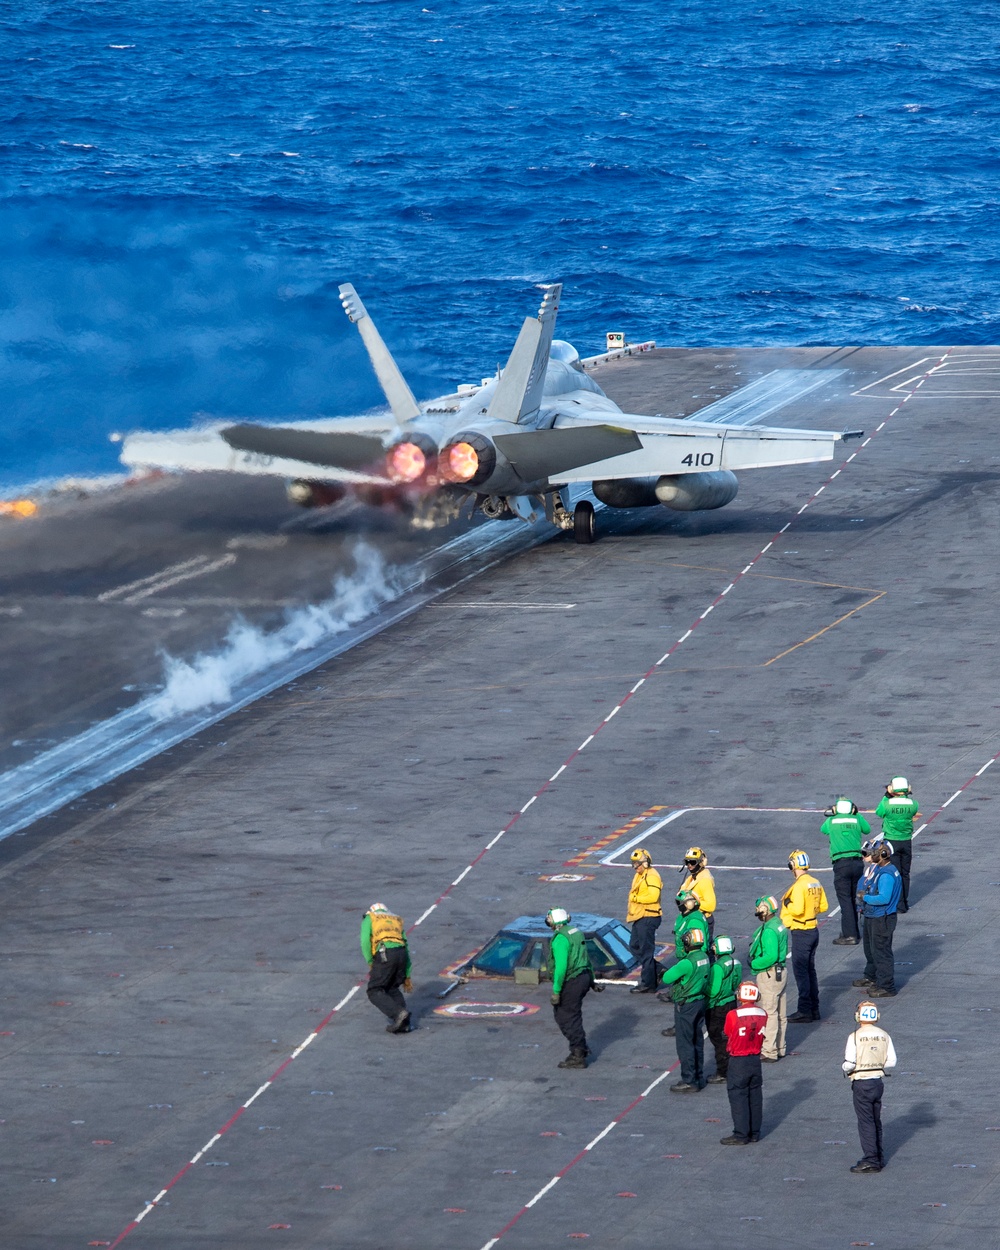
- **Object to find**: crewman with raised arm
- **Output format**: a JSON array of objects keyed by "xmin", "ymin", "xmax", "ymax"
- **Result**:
[
  {"xmin": 820, "ymin": 797, "xmax": 870, "ymax": 945},
  {"xmin": 781, "ymin": 850, "xmax": 828, "ymax": 1023},
  {"xmin": 547, "ymin": 907, "xmax": 595, "ymax": 1069},
  {"xmin": 749, "ymin": 896, "xmax": 787, "ymax": 1062},
  {"xmin": 875, "ymin": 777, "xmax": 920, "ymax": 912},
  {"xmin": 843, "ymin": 1000, "xmax": 897, "ymax": 1173},
  {"xmin": 626, "ymin": 847, "xmax": 663, "ymax": 994},
  {"xmin": 660, "ymin": 927, "xmax": 711, "ymax": 1093},
  {"xmin": 679, "ymin": 847, "xmax": 717, "ymax": 942},
  {"xmin": 360, "ymin": 902, "xmax": 412, "ymax": 1034},
  {"xmin": 705, "ymin": 935, "xmax": 742, "ymax": 1084}
]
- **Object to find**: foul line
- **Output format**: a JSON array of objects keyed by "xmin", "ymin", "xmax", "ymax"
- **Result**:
[
  {"xmin": 105, "ymin": 349, "xmax": 954, "ymax": 1245},
  {"xmin": 478, "ymin": 1063, "xmax": 678, "ymax": 1250}
]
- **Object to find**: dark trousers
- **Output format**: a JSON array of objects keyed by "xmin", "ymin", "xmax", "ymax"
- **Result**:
[
  {"xmin": 833, "ymin": 858, "xmax": 863, "ymax": 939},
  {"xmin": 892, "ymin": 842, "xmax": 912, "ymax": 911},
  {"xmin": 706, "ymin": 1000, "xmax": 736, "ymax": 1078},
  {"xmin": 790, "ymin": 928, "xmax": 820, "ymax": 1016},
  {"xmin": 852, "ymin": 1077, "xmax": 885, "ymax": 1166},
  {"xmin": 554, "ymin": 971, "xmax": 591, "ymax": 1052},
  {"xmin": 726, "ymin": 1054, "xmax": 763, "ymax": 1142},
  {"xmin": 629, "ymin": 915, "xmax": 662, "ymax": 989},
  {"xmin": 674, "ymin": 999, "xmax": 706, "ymax": 1087},
  {"xmin": 862, "ymin": 913, "xmax": 897, "ymax": 991},
  {"xmin": 366, "ymin": 946, "xmax": 408, "ymax": 1020}
]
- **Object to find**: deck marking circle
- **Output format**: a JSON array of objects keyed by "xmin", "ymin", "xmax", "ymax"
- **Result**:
[{"xmin": 435, "ymin": 1001, "xmax": 540, "ymax": 1019}]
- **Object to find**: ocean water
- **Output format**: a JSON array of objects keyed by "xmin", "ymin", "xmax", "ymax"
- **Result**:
[{"xmin": 2, "ymin": 1, "xmax": 999, "ymax": 490}]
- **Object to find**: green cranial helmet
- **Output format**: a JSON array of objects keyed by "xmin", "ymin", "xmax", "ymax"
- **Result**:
[
  {"xmin": 676, "ymin": 890, "xmax": 700, "ymax": 915},
  {"xmin": 713, "ymin": 935, "xmax": 734, "ymax": 956},
  {"xmin": 755, "ymin": 895, "xmax": 778, "ymax": 918},
  {"xmin": 682, "ymin": 927, "xmax": 706, "ymax": 952}
]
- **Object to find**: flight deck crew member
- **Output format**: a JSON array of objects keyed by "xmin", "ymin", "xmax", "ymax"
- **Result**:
[
  {"xmin": 843, "ymin": 1000, "xmax": 897, "ymax": 1173},
  {"xmin": 360, "ymin": 903, "xmax": 412, "ymax": 1034},
  {"xmin": 680, "ymin": 847, "xmax": 716, "ymax": 943},
  {"xmin": 547, "ymin": 907, "xmax": 595, "ymax": 1069},
  {"xmin": 853, "ymin": 840, "xmax": 901, "ymax": 997},
  {"xmin": 660, "ymin": 927, "xmax": 711, "ymax": 1093},
  {"xmin": 705, "ymin": 935, "xmax": 742, "ymax": 1084},
  {"xmin": 658, "ymin": 891, "xmax": 707, "ymax": 1028},
  {"xmin": 875, "ymin": 777, "xmax": 919, "ymax": 913},
  {"xmin": 781, "ymin": 850, "xmax": 828, "ymax": 1023},
  {"xmin": 749, "ymin": 896, "xmax": 787, "ymax": 1062},
  {"xmin": 820, "ymin": 798, "xmax": 870, "ymax": 945},
  {"xmin": 626, "ymin": 847, "xmax": 663, "ymax": 994},
  {"xmin": 721, "ymin": 981, "xmax": 767, "ymax": 1145}
]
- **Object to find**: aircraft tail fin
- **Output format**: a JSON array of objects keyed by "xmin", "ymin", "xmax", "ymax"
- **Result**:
[
  {"xmin": 487, "ymin": 284, "xmax": 562, "ymax": 424},
  {"xmin": 338, "ymin": 284, "xmax": 422, "ymax": 427}
]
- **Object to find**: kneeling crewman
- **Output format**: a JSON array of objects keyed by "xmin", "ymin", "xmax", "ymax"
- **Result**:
[
  {"xmin": 547, "ymin": 907, "xmax": 596, "ymax": 1069},
  {"xmin": 361, "ymin": 902, "xmax": 412, "ymax": 1034}
]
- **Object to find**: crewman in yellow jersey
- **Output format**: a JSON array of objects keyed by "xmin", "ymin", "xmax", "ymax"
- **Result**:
[
  {"xmin": 679, "ymin": 847, "xmax": 717, "ymax": 943},
  {"xmin": 360, "ymin": 902, "xmax": 412, "ymax": 1033},
  {"xmin": 781, "ymin": 850, "xmax": 828, "ymax": 1024},
  {"xmin": 626, "ymin": 847, "xmax": 663, "ymax": 994}
]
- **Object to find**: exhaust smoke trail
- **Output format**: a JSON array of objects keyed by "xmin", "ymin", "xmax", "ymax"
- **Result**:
[{"xmin": 149, "ymin": 542, "xmax": 406, "ymax": 719}]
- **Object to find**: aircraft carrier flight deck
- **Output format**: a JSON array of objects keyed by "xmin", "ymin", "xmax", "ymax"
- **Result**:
[{"xmin": 0, "ymin": 344, "xmax": 997, "ymax": 1248}]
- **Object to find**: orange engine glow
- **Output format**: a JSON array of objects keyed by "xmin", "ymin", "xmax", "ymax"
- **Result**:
[
  {"xmin": 387, "ymin": 442, "xmax": 427, "ymax": 483},
  {"xmin": 0, "ymin": 499, "xmax": 37, "ymax": 518},
  {"xmin": 443, "ymin": 441, "xmax": 479, "ymax": 483}
]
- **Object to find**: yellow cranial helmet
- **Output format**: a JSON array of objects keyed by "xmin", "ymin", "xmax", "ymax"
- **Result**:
[
  {"xmin": 630, "ymin": 847, "xmax": 652, "ymax": 866},
  {"xmin": 788, "ymin": 849, "xmax": 810, "ymax": 870},
  {"xmin": 684, "ymin": 846, "xmax": 706, "ymax": 866}
]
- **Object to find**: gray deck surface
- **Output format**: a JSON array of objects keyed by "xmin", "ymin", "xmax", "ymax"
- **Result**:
[{"xmin": 0, "ymin": 344, "xmax": 997, "ymax": 1248}]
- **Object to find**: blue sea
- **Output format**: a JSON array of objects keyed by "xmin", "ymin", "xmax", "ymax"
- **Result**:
[{"xmin": 2, "ymin": 1, "xmax": 998, "ymax": 490}]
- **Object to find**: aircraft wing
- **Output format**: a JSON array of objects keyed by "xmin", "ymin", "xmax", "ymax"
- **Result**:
[
  {"xmin": 121, "ymin": 420, "xmax": 393, "ymax": 484},
  {"xmin": 531, "ymin": 413, "xmax": 847, "ymax": 483}
]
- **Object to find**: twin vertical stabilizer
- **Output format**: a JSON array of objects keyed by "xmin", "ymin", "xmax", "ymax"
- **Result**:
[
  {"xmin": 338, "ymin": 283, "xmax": 422, "ymax": 427},
  {"xmin": 487, "ymin": 284, "xmax": 562, "ymax": 425}
]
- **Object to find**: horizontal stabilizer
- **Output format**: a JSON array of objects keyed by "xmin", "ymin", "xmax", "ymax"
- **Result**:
[
  {"xmin": 221, "ymin": 424, "xmax": 386, "ymax": 471},
  {"xmin": 494, "ymin": 424, "xmax": 642, "ymax": 482},
  {"xmin": 338, "ymin": 284, "xmax": 421, "ymax": 426}
]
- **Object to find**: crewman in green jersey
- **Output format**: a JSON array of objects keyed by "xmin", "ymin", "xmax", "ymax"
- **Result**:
[
  {"xmin": 547, "ymin": 907, "xmax": 596, "ymax": 1069},
  {"xmin": 660, "ymin": 927, "xmax": 711, "ymax": 1092},
  {"xmin": 820, "ymin": 797, "xmax": 870, "ymax": 945},
  {"xmin": 749, "ymin": 896, "xmax": 788, "ymax": 1061},
  {"xmin": 705, "ymin": 935, "xmax": 742, "ymax": 1083},
  {"xmin": 657, "ymin": 891, "xmax": 706, "ymax": 1032},
  {"xmin": 874, "ymin": 777, "xmax": 920, "ymax": 912}
]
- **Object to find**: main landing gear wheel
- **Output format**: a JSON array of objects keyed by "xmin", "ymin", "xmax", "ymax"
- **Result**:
[{"xmin": 573, "ymin": 500, "xmax": 596, "ymax": 544}]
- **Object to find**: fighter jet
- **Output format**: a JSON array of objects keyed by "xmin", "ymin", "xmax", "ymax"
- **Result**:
[{"xmin": 121, "ymin": 283, "xmax": 856, "ymax": 543}]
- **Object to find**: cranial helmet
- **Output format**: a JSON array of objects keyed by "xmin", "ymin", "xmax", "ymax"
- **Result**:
[
  {"xmin": 545, "ymin": 907, "xmax": 571, "ymax": 928},
  {"xmin": 856, "ymin": 1000, "xmax": 879, "ymax": 1024},
  {"xmin": 888, "ymin": 776, "xmax": 910, "ymax": 794},
  {"xmin": 713, "ymin": 935, "xmax": 734, "ymax": 957},
  {"xmin": 630, "ymin": 847, "xmax": 652, "ymax": 866},
  {"xmin": 676, "ymin": 890, "xmax": 701, "ymax": 915},
  {"xmin": 834, "ymin": 797, "xmax": 857, "ymax": 816},
  {"xmin": 737, "ymin": 981, "xmax": 760, "ymax": 1005},
  {"xmin": 789, "ymin": 849, "xmax": 810, "ymax": 870},
  {"xmin": 682, "ymin": 928, "xmax": 706, "ymax": 952},
  {"xmin": 368, "ymin": 902, "xmax": 390, "ymax": 914},
  {"xmin": 684, "ymin": 846, "xmax": 706, "ymax": 866},
  {"xmin": 754, "ymin": 895, "xmax": 778, "ymax": 918}
]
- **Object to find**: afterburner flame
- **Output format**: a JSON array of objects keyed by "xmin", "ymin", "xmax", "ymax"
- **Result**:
[
  {"xmin": 443, "ymin": 441, "xmax": 479, "ymax": 483},
  {"xmin": 387, "ymin": 441, "xmax": 427, "ymax": 483}
]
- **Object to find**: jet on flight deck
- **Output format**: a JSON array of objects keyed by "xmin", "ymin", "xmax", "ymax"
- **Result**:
[{"xmin": 121, "ymin": 284, "xmax": 857, "ymax": 543}]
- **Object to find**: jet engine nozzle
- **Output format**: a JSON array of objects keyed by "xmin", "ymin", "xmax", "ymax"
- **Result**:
[
  {"xmin": 655, "ymin": 470, "xmax": 739, "ymax": 511},
  {"xmin": 439, "ymin": 433, "xmax": 497, "ymax": 487},
  {"xmin": 386, "ymin": 435, "xmax": 437, "ymax": 484}
]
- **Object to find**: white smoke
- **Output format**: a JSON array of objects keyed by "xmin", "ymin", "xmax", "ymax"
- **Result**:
[{"xmin": 148, "ymin": 543, "xmax": 403, "ymax": 720}]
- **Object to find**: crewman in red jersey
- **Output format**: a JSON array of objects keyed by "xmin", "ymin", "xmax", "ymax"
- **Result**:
[{"xmin": 720, "ymin": 981, "xmax": 768, "ymax": 1145}]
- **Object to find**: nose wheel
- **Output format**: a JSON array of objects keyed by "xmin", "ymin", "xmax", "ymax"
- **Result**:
[{"xmin": 573, "ymin": 500, "xmax": 596, "ymax": 544}]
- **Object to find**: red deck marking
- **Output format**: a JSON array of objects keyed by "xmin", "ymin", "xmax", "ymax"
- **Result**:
[{"xmin": 478, "ymin": 1063, "xmax": 678, "ymax": 1250}]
